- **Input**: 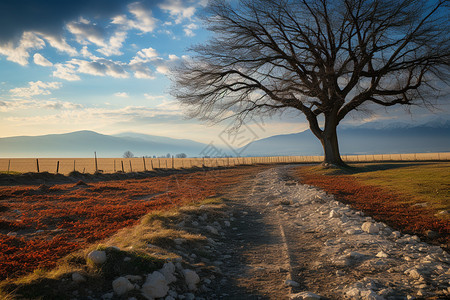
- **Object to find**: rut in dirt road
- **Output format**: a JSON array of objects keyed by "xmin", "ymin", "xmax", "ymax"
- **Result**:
[{"xmin": 205, "ymin": 166, "xmax": 449, "ymax": 300}]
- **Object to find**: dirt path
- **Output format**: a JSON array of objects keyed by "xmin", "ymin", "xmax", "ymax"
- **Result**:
[{"xmin": 202, "ymin": 165, "xmax": 450, "ymax": 300}]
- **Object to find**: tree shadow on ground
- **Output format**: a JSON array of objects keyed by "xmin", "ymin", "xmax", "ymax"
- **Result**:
[{"xmin": 325, "ymin": 162, "xmax": 432, "ymax": 175}]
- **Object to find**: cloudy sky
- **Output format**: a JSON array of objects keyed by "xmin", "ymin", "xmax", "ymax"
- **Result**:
[{"xmin": 0, "ymin": 0, "xmax": 448, "ymax": 144}]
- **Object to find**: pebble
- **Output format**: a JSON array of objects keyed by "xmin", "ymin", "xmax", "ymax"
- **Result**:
[
  {"xmin": 285, "ymin": 280, "xmax": 300, "ymax": 287},
  {"xmin": 206, "ymin": 225, "xmax": 219, "ymax": 235},
  {"xmin": 183, "ymin": 269, "xmax": 200, "ymax": 291},
  {"xmin": 87, "ymin": 250, "xmax": 107, "ymax": 265},
  {"xmin": 361, "ymin": 222, "xmax": 380, "ymax": 234},
  {"xmin": 290, "ymin": 291, "xmax": 321, "ymax": 299},
  {"xmin": 112, "ymin": 277, "xmax": 134, "ymax": 296},
  {"xmin": 71, "ymin": 272, "xmax": 86, "ymax": 283},
  {"xmin": 141, "ymin": 271, "xmax": 169, "ymax": 299}
]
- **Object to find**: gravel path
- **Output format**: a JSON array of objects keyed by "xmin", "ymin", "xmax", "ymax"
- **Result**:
[{"xmin": 205, "ymin": 165, "xmax": 449, "ymax": 299}]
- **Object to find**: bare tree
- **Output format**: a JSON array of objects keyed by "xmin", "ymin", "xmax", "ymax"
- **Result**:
[
  {"xmin": 171, "ymin": 0, "xmax": 449, "ymax": 166},
  {"xmin": 123, "ymin": 151, "xmax": 134, "ymax": 158}
]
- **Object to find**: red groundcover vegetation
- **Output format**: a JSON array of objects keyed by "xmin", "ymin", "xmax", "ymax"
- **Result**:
[
  {"xmin": 295, "ymin": 167, "xmax": 450, "ymax": 250},
  {"xmin": 0, "ymin": 168, "xmax": 255, "ymax": 280}
]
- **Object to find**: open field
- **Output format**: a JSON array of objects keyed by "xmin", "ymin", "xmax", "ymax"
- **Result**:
[
  {"xmin": 0, "ymin": 166, "xmax": 266, "ymax": 281},
  {"xmin": 1, "ymin": 163, "xmax": 449, "ymax": 299},
  {"xmin": 0, "ymin": 152, "xmax": 449, "ymax": 175},
  {"xmin": 295, "ymin": 162, "xmax": 450, "ymax": 248}
]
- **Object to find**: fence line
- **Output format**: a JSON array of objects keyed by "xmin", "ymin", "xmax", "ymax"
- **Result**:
[{"xmin": 0, "ymin": 152, "xmax": 448, "ymax": 175}]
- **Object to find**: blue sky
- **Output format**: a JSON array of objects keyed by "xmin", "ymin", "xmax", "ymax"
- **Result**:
[{"xmin": 0, "ymin": 0, "xmax": 448, "ymax": 144}]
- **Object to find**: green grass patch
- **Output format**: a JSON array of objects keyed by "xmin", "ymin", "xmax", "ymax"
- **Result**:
[
  {"xmin": 309, "ymin": 162, "xmax": 450, "ymax": 213},
  {"xmin": 0, "ymin": 171, "xmax": 21, "ymax": 175}
]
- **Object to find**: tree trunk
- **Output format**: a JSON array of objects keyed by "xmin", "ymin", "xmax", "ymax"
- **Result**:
[{"xmin": 320, "ymin": 114, "xmax": 346, "ymax": 167}]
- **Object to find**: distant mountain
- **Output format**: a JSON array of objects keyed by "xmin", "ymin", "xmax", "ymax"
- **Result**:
[
  {"xmin": 241, "ymin": 120, "xmax": 450, "ymax": 156},
  {"xmin": 0, "ymin": 131, "xmax": 208, "ymax": 158}
]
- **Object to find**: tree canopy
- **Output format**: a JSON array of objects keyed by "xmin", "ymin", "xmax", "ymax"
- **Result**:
[{"xmin": 171, "ymin": 0, "xmax": 449, "ymax": 165}]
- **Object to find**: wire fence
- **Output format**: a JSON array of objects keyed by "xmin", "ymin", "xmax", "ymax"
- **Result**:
[{"xmin": 0, "ymin": 152, "xmax": 449, "ymax": 175}]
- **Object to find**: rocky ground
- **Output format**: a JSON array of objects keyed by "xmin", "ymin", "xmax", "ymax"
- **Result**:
[
  {"xmin": 191, "ymin": 166, "xmax": 450, "ymax": 299},
  {"xmin": 3, "ymin": 165, "xmax": 449, "ymax": 299}
]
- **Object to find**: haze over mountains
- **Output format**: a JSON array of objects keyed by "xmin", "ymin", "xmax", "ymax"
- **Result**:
[
  {"xmin": 0, "ymin": 119, "xmax": 448, "ymax": 158},
  {"xmin": 242, "ymin": 119, "xmax": 450, "ymax": 157},
  {"xmin": 0, "ymin": 131, "xmax": 208, "ymax": 158}
]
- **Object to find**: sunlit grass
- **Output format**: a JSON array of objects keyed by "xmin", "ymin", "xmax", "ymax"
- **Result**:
[
  {"xmin": 0, "ymin": 196, "xmax": 228, "ymax": 298},
  {"xmin": 308, "ymin": 162, "xmax": 450, "ymax": 213}
]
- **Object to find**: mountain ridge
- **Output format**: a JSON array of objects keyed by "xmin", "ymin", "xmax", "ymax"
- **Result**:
[
  {"xmin": 0, "ymin": 120, "xmax": 449, "ymax": 158},
  {"xmin": 0, "ymin": 131, "xmax": 208, "ymax": 158},
  {"xmin": 241, "ymin": 120, "xmax": 450, "ymax": 156}
]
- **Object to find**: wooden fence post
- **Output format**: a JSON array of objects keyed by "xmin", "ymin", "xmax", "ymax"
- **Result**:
[
  {"xmin": 7, "ymin": 160, "xmax": 10, "ymax": 173},
  {"xmin": 56, "ymin": 161, "xmax": 60, "ymax": 174},
  {"xmin": 172, "ymin": 156, "xmax": 174, "ymax": 169},
  {"xmin": 94, "ymin": 151, "xmax": 98, "ymax": 172},
  {"xmin": 151, "ymin": 159, "xmax": 154, "ymax": 170},
  {"xmin": 74, "ymin": 160, "xmax": 76, "ymax": 172},
  {"xmin": 121, "ymin": 160, "xmax": 124, "ymax": 172},
  {"xmin": 143, "ymin": 156, "xmax": 147, "ymax": 171},
  {"xmin": 129, "ymin": 160, "xmax": 133, "ymax": 172},
  {"xmin": 113, "ymin": 160, "xmax": 116, "ymax": 172},
  {"xmin": 158, "ymin": 158, "xmax": 161, "ymax": 168},
  {"xmin": 36, "ymin": 158, "xmax": 40, "ymax": 173},
  {"xmin": 165, "ymin": 159, "xmax": 168, "ymax": 169}
]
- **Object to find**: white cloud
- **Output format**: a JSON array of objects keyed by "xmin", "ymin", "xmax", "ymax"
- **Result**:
[
  {"xmin": 0, "ymin": 32, "xmax": 45, "ymax": 65},
  {"xmin": 159, "ymin": 0, "xmax": 196, "ymax": 24},
  {"xmin": 156, "ymin": 65, "xmax": 170, "ymax": 74},
  {"xmin": 0, "ymin": 99, "xmax": 83, "ymax": 112},
  {"xmin": 53, "ymin": 63, "xmax": 81, "ymax": 81},
  {"xmin": 70, "ymin": 58, "xmax": 129, "ymax": 78},
  {"xmin": 97, "ymin": 31, "xmax": 127, "ymax": 56},
  {"xmin": 67, "ymin": 19, "xmax": 106, "ymax": 47},
  {"xmin": 80, "ymin": 46, "xmax": 95, "ymax": 58},
  {"xmin": 144, "ymin": 94, "xmax": 169, "ymax": 101},
  {"xmin": 155, "ymin": 54, "xmax": 180, "ymax": 75},
  {"xmin": 114, "ymin": 92, "xmax": 129, "ymax": 98},
  {"xmin": 67, "ymin": 18, "xmax": 127, "ymax": 57},
  {"xmin": 10, "ymin": 81, "xmax": 62, "ymax": 98},
  {"xmin": 0, "ymin": 31, "xmax": 77, "ymax": 66},
  {"xmin": 53, "ymin": 48, "xmax": 182, "ymax": 82},
  {"xmin": 183, "ymin": 23, "xmax": 199, "ymax": 37},
  {"xmin": 199, "ymin": 0, "xmax": 209, "ymax": 7},
  {"xmin": 156, "ymin": 99, "xmax": 182, "ymax": 111},
  {"xmin": 33, "ymin": 53, "xmax": 53, "ymax": 66},
  {"xmin": 130, "ymin": 47, "xmax": 159, "ymax": 64},
  {"xmin": 5, "ymin": 105, "xmax": 184, "ymax": 127},
  {"xmin": 130, "ymin": 62, "xmax": 156, "ymax": 79},
  {"xmin": 112, "ymin": 2, "xmax": 157, "ymax": 33},
  {"xmin": 41, "ymin": 34, "xmax": 77, "ymax": 56}
]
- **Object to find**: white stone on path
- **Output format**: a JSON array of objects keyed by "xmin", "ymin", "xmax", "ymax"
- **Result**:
[
  {"xmin": 329, "ymin": 209, "xmax": 340, "ymax": 218},
  {"xmin": 361, "ymin": 222, "xmax": 380, "ymax": 234},
  {"xmin": 112, "ymin": 277, "xmax": 134, "ymax": 296},
  {"xmin": 290, "ymin": 291, "xmax": 321, "ymax": 299},
  {"xmin": 285, "ymin": 279, "xmax": 300, "ymax": 287},
  {"xmin": 87, "ymin": 250, "xmax": 107, "ymax": 265},
  {"xmin": 183, "ymin": 269, "xmax": 200, "ymax": 291},
  {"xmin": 206, "ymin": 225, "xmax": 219, "ymax": 235},
  {"xmin": 142, "ymin": 271, "xmax": 169, "ymax": 298},
  {"xmin": 160, "ymin": 262, "xmax": 177, "ymax": 283},
  {"xmin": 71, "ymin": 272, "xmax": 86, "ymax": 283},
  {"xmin": 376, "ymin": 251, "xmax": 389, "ymax": 258}
]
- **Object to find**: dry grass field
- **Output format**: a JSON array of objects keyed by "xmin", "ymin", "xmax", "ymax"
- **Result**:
[{"xmin": 0, "ymin": 152, "xmax": 449, "ymax": 175}]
